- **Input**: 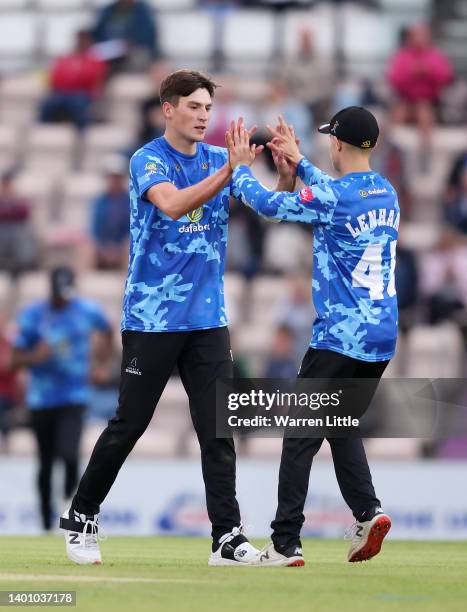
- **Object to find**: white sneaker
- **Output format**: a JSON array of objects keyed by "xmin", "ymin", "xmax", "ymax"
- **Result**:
[
  {"xmin": 252, "ymin": 541, "xmax": 305, "ymax": 567},
  {"xmin": 60, "ymin": 507, "xmax": 103, "ymax": 565},
  {"xmin": 208, "ymin": 525, "xmax": 259, "ymax": 566},
  {"xmin": 346, "ymin": 511, "xmax": 391, "ymax": 562}
]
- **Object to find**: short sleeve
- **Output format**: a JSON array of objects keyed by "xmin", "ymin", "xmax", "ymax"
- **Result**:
[
  {"xmin": 130, "ymin": 149, "xmax": 171, "ymax": 199},
  {"xmin": 13, "ymin": 307, "xmax": 40, "ymax": 350}
]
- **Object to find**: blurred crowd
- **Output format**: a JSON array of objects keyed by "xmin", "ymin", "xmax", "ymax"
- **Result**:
[{"xmin": 1, "ymin": 0, "xmax": 467, "ymax": 459}]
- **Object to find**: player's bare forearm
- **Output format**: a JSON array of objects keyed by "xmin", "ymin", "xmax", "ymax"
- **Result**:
[
  {"xmin": 10, "ymin": 344, "xmax": 51, "ymax": 369},
  {"xmin": 147, "ymin": 163, "xmax": 232, "ymax": 220}
]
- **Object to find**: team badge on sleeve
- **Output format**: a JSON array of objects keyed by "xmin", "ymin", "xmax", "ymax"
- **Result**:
[
  {"xmin": 145, "ymin": 161, "xmax": 158, "ymax": 174},
  {"xmin": 299, "ymin": 187, "xmax": 314, "ymax": 203}
]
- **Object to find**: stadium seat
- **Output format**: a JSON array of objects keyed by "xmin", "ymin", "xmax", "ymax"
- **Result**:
[
  {"xmin": 0, "ymin": 13, "xmax": 37, "ymax": 57},
  {"xmin": 0, "ymin": 273, "xmax": 12, "ymax": 310},
  {"xmin": 81, "ymin": 125, "xmax": 133, "ymax": 171},
  {"xmin": 23, "ymin": 125, "xmax": 76, "ymax": 176},
  {"xmin": 78, "ymin": 271, "xmax": 125, "ymax": 305},
  {"xmin": 158, "ymin": 11, "xmax": 214, "ymax": 60},
  {"xmin": 223, "ymin": 10, "xmax": 275, "ymax": 61},
  {"xmin": 0, "ymin": 74, "xmax": 46, "ymax": 128},
  {"xmin": 27, "ymin": 124, "xmax": 77, "ymax": 153},
  {"xmin": 41, "ymin": 12, "xmax": 93, "ymax": 57},
  {"xmin": 16, "ymin": 271, "xmax": 49, "ymax": 309},
  {"xmin": 250, "ymin": 276, "xmax": 289, "ymax": 325},
  {"xmin": 263, "ymin": 224, "xmax": 311, "ymax": 273},
  {"xmin": 224, "ymin": 272, "xmax": 246, "ymax": 326},
  {"xmin": 106, "ymin": 73, "xmax": 152, "ymax": 130},
  {"xmin": 36, "ymin": 0, "xmax": 88, "ymax": 9},
  {"xmin": 341, "ymin": 4, "xmax": 396, "ymax": 64},
  {"xmin": 0, "ymin": 0, "xmax": 30, "ymax": 9},
  {"xmin": 147, "ymin": 0, "xmax": 196, "ymax": 8},
  {"xmin": 0, "ymin": 125, "xmax": 18, "ymax": 170},
  {"xmin": 14, "ymin": 171, "xmax": 58, "ymax": 231},
  {"xmin": 59, "ymin": 172, "xmax": 105, "ymax": 231},
  {"xmin": 405, "ymin": 323, "xmax": 464, "ymax": 378},
  {"xmin": 283, "ymin": 6, "xmax": 336, "ymax": 57}
]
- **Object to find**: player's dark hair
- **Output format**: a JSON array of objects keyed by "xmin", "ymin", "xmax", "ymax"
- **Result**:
[{"xmin": 159, "ymin": 70, "xmax": 218, "ymax": 106}]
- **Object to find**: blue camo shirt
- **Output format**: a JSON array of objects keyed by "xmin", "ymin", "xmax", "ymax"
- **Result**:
[
  {"xmin": 13, "ymin": 298, "xmax": 111, "ymax": 409},
  {"xmin": 233, "ymin": 158, "xmax": 399, "ymax": 362},
  {"xmin": 122, "ymin": 137, "xmax": 236, "ymax": 332}
]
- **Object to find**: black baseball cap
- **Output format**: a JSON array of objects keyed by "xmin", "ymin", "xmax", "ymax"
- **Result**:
[{"xmin": 318, "ymin": 106, "xmax": 379, "ymax": 149}]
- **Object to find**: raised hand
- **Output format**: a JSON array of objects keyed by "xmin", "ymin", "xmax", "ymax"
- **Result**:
[
  {"xmin": 266, "ymin": 115, "xmax": 303, "ymax": 167},
  {"xmin": 225, "ymin": 118, "xmax": 264, "ymax": 170}
]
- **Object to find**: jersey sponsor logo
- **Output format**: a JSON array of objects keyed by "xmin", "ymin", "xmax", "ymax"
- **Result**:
[
  {"xmin": 299, "ymin": 187, "xmax": 314, "ymax": 203},
  {"xmin": 187, "ymin": 206, "xmax": 203, "ymax": 222},
  {"xmin": 360, "ymin": 188, "xmax": 388, "ymax": 198},
  {"xmin": 145, "ymin": 162, "xmax": 158, "ymax": 175},
  {"xmin": 201, "ymin": 162, "xmax": 208, "ymax": 170},
  {"xmin": 178, "ymin": 222, "xmax": 211, "ymax": 234},
  {"xmin": 125, "ymin": 357, "xmax": 142, "ymax": 376}
]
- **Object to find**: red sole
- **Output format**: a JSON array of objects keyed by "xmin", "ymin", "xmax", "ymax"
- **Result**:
[
  {"xmin": 287, "ymin": 559, "xmax": 305, "ymax": 567},
  {"xmin": 349, "ymin": 515, "xmax": 391, "ymax": 563}
]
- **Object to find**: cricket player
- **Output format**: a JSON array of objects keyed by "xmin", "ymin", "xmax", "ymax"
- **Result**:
[
  {"xmin": 11, "ymin": 267, "xmax": 113, "ymax": 532},
  {"xmin": 226, "ymin": 107, "xmax": 397, "ymax": 566},
  {"xmin": 60, "ymin": 70, "xmax": 291, "ymax": 566}
]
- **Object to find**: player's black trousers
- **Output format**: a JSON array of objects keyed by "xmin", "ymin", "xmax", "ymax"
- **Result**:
[
  {"xmin": 73, "ymin": 327, "xmax": 241, "ymax": 541},
  {"xmin": 31, "ymin": 405, "xmax": 84, "ymax": 531},
  {"xmin": 271, "ymin": 348, "xmax": 389, "ymax": 550}
]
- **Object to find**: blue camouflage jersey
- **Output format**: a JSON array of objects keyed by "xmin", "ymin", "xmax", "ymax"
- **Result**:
[
  {"xmin": 233, "ymin": 158, "xmax": 399, "ymax": 362},
  {"xmin": 13, "ymin": 299, "xmax": 111, "ymax": 409},
  {"xmin": 122, "ymin": 137, "xmax": 234, "ymax": 332}
]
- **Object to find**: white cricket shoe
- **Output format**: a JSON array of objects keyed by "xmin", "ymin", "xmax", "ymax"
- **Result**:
[
  {"xmin": 252, "ymin": 541, "xmax": 305, "ymax": 567},
  {"xmin": 346, "ymin": 511, "xmax": 391, "ymax": 562},
  {"xmin": 208, "ymin": 525, "xmax": 259, "ymax": 566},
  {"xmin": 60, "ymin": 507, "xmax": 103, "ymax": 565}
]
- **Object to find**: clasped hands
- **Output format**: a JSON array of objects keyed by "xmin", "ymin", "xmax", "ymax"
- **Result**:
[{"xmin": 225, "ymin": 116, "xmax": 304, "ymax": 181}]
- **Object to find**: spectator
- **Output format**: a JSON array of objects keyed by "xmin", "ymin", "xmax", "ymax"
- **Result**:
[
  {"xmin": 419, "ymin": 229, "xmax": 467, "ymax": 324},
  {"xmin": 136, "ymin": 62, "xmax": 173, "ymax": 148},
  {"xmin": 264, "ymin": 325, "xmax": 297, "ymax": 379},
  {"xmin": 275, "ymin": 275, "xmax": 315, "ymax": 363},
  {"xmin": 93, "ymin": 0, "xmax": 159, "ymax": 72},
  {"xmin": 387, "ymin": 23, "xmax": 453, "ymax": 172},
  {"xmin": 227, "ymin": 197, "xmax": 265, "ymax": 281},
  {"xmin": 40, "ymin": 30, "xmax": 107, "ymax": 131},
  {"xmin": 446, "ymin": 151, "xmax": 467, "ymax": 199},
  {"xmin": 0, "ymin": 170, "xmax": 40, "ymax": 277},
  {"xmin": 370, "ymin": 114, "xmax": 412, "ymax": 218},
  {"xmin": 279, "ymin": 28, "xmax": 335, "ymax": 122},
  {"xmin": 260, "ymin": 80, "xmax": 313, "ymax": 158},
  {"xmin": 91, "ymin": 157, "xmax": 130, "ymax": 270},
  {"xmin": 10, "ymin": 267, "xmax": 113, "ymax": 531},
  {"xmin": 0, "ymin": 313, "xmax": 21, "ymax": 452},
  {"xmin": 444, "ymin": 160, "xmax": 467, "ymax": 234}
]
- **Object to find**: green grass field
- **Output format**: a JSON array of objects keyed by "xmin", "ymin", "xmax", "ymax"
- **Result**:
[{"xmin": 1, "ymin": 537, "xmax": 466, "ymax": 612}]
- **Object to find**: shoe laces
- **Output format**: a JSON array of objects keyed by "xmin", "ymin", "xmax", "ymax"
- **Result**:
[
  {"xmin": 82, "ymin": 518, "xmax": 106, "ymax": 548},
  {"xmin": 344, "ymin": 521, "xmax": 360, "ymax": 542},
  {"xmin": 218, "ymin": 523, "xmax": 244, "ymax": 546}
]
